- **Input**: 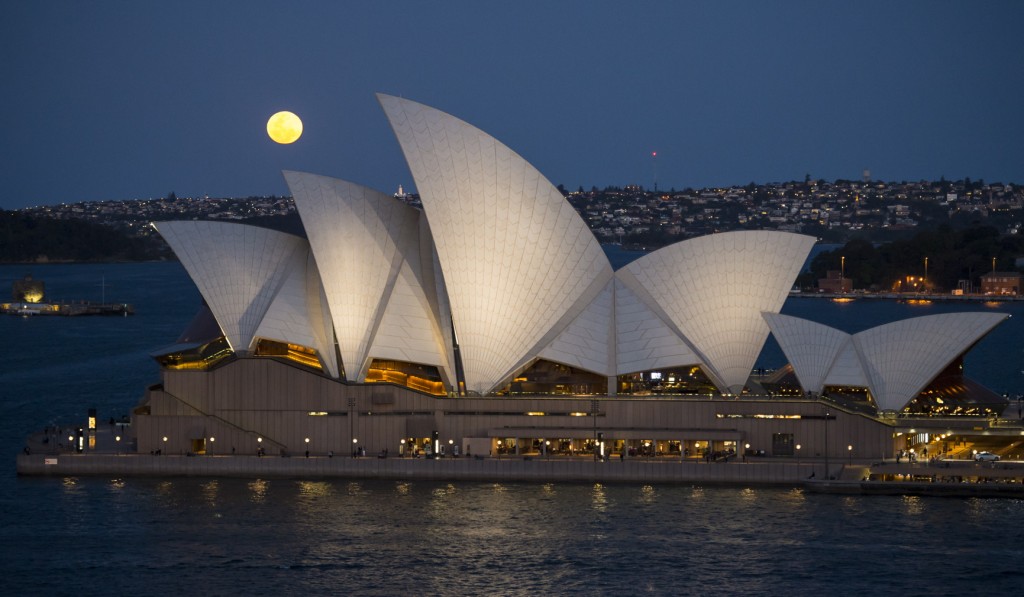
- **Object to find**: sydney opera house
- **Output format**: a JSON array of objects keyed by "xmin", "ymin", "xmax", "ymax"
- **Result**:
[{"xmin": 132, "ymin": 94, "xmax": 1010, "ymax": 463}]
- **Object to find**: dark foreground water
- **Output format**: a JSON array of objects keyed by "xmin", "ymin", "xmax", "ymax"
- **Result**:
[{"xmin": 2, "ymin": 261, "xmax": 1024, "ymax": 595}]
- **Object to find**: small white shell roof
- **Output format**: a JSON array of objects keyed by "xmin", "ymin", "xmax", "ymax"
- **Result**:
[
  {"xmin": 761, "ymin": 313, "xmax": 859, "ymax": 392},
  {"xmin": 765, "ymin": 311, "xmax": 1008, "ymax": 411},
  {"xmin": 285, "ymin": 171, "xmax": 453, "ymax": 382},
  {"xmin": 620, "ymin": 230, "xmax": 815, "ymax": 393},
  {"xmin": 854, "ymin": 312, "xmax": 1007, "ymax": 411},
  {"xmin": 154, "ymin": 221, "xmax": 319, "ymax": 359},
  {"xmin": 380, "ymin": 93, "xmax": 613, "ymax": 394}
]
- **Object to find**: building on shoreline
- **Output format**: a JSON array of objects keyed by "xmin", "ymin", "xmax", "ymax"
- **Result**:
[{"xmin": 20, "ymin": 95, "xmax": 1020, "ymax": 481}]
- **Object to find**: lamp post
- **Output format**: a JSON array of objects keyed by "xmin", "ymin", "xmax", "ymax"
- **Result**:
[
  {"xmin": 400, "ymin": 438, "xmax": 406, "ymax": 458},
  {"xmin": 824, "ymin": 411, "xmax": 830, "ymax": 480},
  {"xmin": 304, "ymin": 437, "xmax": 310, "ymax": 458},
  {"xmin": 840, "ymin": 255, "xmax": 845, "ymax": 292},
  {"xmin": 796, "ymin": 444, "xmax": 801, "ymax": 466},
  {"xmin": 924, "ymin": 257, "xmax": 928, "ymax": 291},
  {"xmin": 353, "ymin": 437, "xmax": 359, "ymax": 458},
  {"xmin": 115, "ymin": 435, "xmax": 121, "ymax": 456},
  {"xmin": 847, "ymin": 444, "xmax": 853, "ymax": 465},
  {"xmin": 209, "ymin": 436, "xmax": 215, "ymax": 456}
]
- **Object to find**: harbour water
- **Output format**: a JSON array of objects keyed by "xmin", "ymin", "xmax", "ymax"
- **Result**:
[{"xmin": 3, "ymin": 260, "xmax": 1024, "ymax": 594}]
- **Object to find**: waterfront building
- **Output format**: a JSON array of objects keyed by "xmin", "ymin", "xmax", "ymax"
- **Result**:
[
  {"xmin": 981, "ymin": 271, "xmax": 1021, "ymax": 295},
  {"xmin": 125, "ymin": 95, "xmax": 1013, "ymax": 470}
]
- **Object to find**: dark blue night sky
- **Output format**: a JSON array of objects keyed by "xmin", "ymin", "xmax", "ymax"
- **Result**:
[{"xmin": 2, "ymin": 0, "xmax": 1021, "ymax": 209}]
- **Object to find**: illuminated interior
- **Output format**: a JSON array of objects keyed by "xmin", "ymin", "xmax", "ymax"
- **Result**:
[
  {"xmin": 901, "ymin": 358, "xmax": 1006, "ymax": 416},
  {"xmin": 253, "ymin": 338, "xmax": 323, "ymax": 371},
  {"xmin": 365, "ymin": 359, "xmax": 446, "ymax": 396},
  {"xmin": 498, "ymin": 360, "xmax": 606, "ymax": 395},
  {"xmin": 617, "ymin": 366, "xmax": 720, "ymax": 396},
  {"xmin": 152, "ymin": 337, "xmax": 233, "ymax": 371},
  {"xmin": 758, "ymin": 365, "xmax": 806, "ymax": 397}
]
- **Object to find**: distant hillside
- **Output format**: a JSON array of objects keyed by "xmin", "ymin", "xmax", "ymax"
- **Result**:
[{"xmin": 0, "ymin": 210, "xmax": 170, "ymax": 263}]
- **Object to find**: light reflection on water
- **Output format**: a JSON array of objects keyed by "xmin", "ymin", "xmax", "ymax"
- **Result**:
[{"xmin": 6, "ymin": 475, "xmax": 1024, "ymax": 594}]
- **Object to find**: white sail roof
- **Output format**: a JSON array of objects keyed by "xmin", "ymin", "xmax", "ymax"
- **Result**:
[
  {"xmin": 285, "ymin": 171, "xmax": 453, "ymax": 383},
  {"xmin": 620, "ymin": 231, "xmax": 815, "ymax": 394},
  {"xmin": 765, "ymin": 312, "xmax": 1008, "ymax": 411},
  {"xmin": 154, "ymin": 221, "xmax": 313, "ymax": 356},
  {"xmin": 379, "ymin": 93, "xmax": 613, "ymax": 394}
]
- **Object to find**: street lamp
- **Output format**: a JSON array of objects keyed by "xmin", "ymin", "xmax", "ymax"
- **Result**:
[
  {"xmin": 353, "ymin": 437, "xmax": 359, "ymax": 458},
  {"xmin": 847, "ymin": 444, "xmax": 853, "ymax": 465},
  {"xmin": 796, "ymin": 444, "xmax": 801, "ymax": 466},
  {"xmin": 400, "ymin": 438, "xmax": 406, "ymax": 457},
  {"xmin": 304, "ymin": 437, "xmax": 310, "ymax": 458},
  {"xmin": 209, "ymin": 436, "xmax": 215, "ymax": 456},
  {"xmin": 824, "ymin": 411, "xmax": 830, "ymax": 480},
  {"xmin": 924, "ymin": 257, "xmax": 928, "ymax": 291},
  {"xmin": 840, "ymin": 255, "xmax": 845, "ymax": 291}
]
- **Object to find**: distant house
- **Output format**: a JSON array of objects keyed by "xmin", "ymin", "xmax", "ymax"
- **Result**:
[
  {"xmin": 981, "ymin": 272, "xmax": 1021, "ymax": 295},
  {"xmin": 818, "ymin": 270, "xmax": 852, "ymax": 293}
]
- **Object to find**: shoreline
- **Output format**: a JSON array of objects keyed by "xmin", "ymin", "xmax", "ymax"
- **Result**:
[{"xmin": 17, "ymin": 453, "xmax": 1024, "ymax": 497}]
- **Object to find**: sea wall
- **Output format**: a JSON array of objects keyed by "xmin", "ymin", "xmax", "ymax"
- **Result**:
[{"xmin": 16, "ymin": 453, "xmax": 820, "ymax": 486}]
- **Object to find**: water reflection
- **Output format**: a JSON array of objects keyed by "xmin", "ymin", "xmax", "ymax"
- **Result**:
[
  {"xmin": 900, "ymin": 495, "xmax": 924, "ymax": 517},
  {"xmin": 591, "ymin": 483, "xmax": 607, "ymax": 513},
  {"xmin": 248, "ymin": 479, "xmax": 268, "ymax": 503},
  {"xmin": 201, "ymin": 480, "xmax": 219, "ymax": 508},
  {"xmin": 640, "ymin": 484, "xmax": 656, "ymax": 504}
]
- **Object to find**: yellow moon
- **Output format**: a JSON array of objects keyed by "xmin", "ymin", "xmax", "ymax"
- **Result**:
[{"xmin": 266, "ymin": 111, "xmax": 303, "ymax": 144}]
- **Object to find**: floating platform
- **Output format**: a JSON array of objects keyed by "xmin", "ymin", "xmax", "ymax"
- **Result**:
[{"xmin": 1, "ymin": 301, "xmax": 134, "ymax": 316}]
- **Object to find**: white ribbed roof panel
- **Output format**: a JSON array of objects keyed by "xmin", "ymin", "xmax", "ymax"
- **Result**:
[
  {"xmin": 538, "ymin": 280, "xmax": 615, "ymax": 375},
  {"xmin": 253, "ymin": 251, "xmax": 339, "ymax": 378},
  {"xmin": 823, "ymin": 340, "xmax": 869, "ymax": 389},
  {"xmin": 762, "ymin": 313, "xmax": 851, "ymax": 394},
  {"xmin": 614, "ymin": 277, "xmax": 702, "ymax": 375},
  {"xmin": 380, "ymin": 94, "xmax": 613, "ymax": 394},
  {"xmin": 368, "ymin": 259, "xmax": 454, "ymax": 380},
  {"xmin": 285, "ymin": 171, "xmax": 449, "ymax": 382},
  {"xmin": 853, "ymin": 312, "xmax": 1008, "ymax": 412},
  {"xmin": 623, "ymin": 231, "xmax": 815, "ymax": 393},
  {"xmin": 154, "ymin": 221, "xmax": 308, "ymax": 355}
]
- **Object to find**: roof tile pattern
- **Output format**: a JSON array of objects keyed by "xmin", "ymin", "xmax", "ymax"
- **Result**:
[
  {"xmin": 380, "ymin": 94, "xmax": 613, "ymax": 393},
  {"xmin": 285, "ymin": 171, "xmax": 449, "ymax": 382},
  {"xmin": 765, "ymin": 312, "xmax": 1008, "ymax": 411},
  {"xmin": 154, "ymin": 221, "xmax": 309, "ymax": 355},
  {"xmin": 621, "ymin": 231, "xmax": 815, "ymax": 393},
  {"xmin": 252, "ymin": 251, "xmax": 339, "ymax": 377}
]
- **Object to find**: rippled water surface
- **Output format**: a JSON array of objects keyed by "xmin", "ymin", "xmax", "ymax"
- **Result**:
[
  {"xmin": 3, "ymin": 262, "xmax": 1024, "ymax": 595},
  {"xmin": 4, "ymin": 477, "xmax": 1024, "ymax": 595}
]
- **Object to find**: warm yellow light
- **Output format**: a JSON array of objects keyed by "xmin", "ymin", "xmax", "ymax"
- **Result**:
[{"xmin": 266, "ymin": 111, "xmax": 303, "ymax": 144}]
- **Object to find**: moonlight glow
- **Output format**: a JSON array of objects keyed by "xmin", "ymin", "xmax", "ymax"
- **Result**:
[{"xmin": 266, "ymin": 111, "xmax": 303, "ymax": 144}]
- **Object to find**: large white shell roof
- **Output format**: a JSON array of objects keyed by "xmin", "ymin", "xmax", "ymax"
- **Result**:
[
  {"xmin": 380, "ymin": 93, "xmax": 614, "ymax": 394},
  {"xmin": 619, "ymin": 230, "xmax": 816, "ymax": 393}
]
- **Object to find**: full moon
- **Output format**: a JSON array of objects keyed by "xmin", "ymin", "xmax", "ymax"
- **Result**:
[{"xmin": 266, "ymin": 111, "xmax": 303, "ymax": 144}]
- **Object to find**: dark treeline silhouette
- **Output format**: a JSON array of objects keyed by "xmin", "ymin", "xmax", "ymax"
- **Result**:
[
  {"xmin": 802, "ymin": 224, "xmax": 1024, "ymax": 291},
  {"xmin": 0, "ymin": 210, "xmax": 170, "ymax": 263}
]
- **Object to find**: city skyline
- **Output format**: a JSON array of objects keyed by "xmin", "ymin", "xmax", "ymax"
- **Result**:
[{"xmin": 2, "ymin": 1, "xmax": 1022, "ymax": 210}]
